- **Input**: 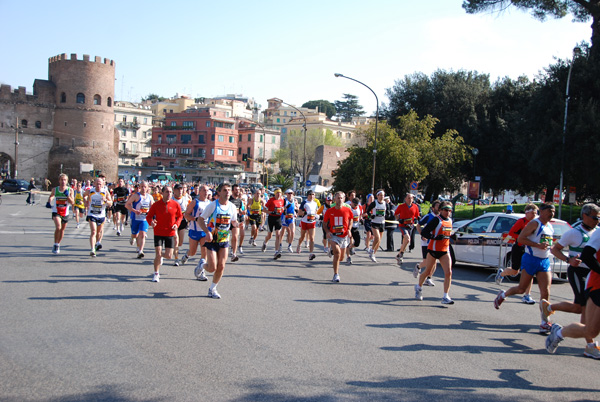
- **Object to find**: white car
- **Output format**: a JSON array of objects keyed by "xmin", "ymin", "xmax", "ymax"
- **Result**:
[{"xmin": 450, "ymin": 212, "xmax": 571, "ymax": 278}]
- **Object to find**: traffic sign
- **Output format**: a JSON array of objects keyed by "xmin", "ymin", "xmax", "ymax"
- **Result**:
[
  {"xmin": 410, "ymin": 181, "xmax": 418, "ymax": 190},
  {"xmin": 306, "ymin": 180, "xmax": 312, "ymax": 186}
]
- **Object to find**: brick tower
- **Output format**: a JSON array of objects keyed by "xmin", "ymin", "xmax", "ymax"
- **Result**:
[{"xmin": 47, "ymin": 53, "xmax": 118, "ymax": 183}]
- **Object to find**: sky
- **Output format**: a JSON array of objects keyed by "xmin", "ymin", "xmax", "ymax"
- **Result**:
[{"xmin": 0, "ymin": 0, "xmax": 592, "ymax": 116}]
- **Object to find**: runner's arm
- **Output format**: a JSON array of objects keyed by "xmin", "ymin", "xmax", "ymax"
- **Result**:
[{"xmin": 581, "ymin": 245, "xmax": 600, "ymax": 275}]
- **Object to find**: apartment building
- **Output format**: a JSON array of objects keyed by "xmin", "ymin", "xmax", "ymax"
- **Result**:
[{"xmin": 114, "ymin": 101, "xmax": 153, "ymax": 171}]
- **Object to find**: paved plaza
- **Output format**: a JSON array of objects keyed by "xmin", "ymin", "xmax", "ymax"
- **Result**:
[{"xmin": 0, "ymin": 193, "xmax": 598, "ymax": 401}]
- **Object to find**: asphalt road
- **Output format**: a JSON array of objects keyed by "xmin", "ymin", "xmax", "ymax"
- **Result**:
[{"xmin": 0, "ymin": 193, "xmax": 598, "ymax": 402}]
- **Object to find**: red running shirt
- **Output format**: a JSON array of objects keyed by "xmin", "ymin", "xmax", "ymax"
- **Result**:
[{"xmin": 323, "ymin": 207, "xmax": 354, "ymax": 237}]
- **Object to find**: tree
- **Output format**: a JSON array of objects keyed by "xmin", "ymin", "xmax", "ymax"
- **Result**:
[
  {"xmin": 334, "ymin": 94, "xmax": 365, "ymax": 122},
  {"xmin": 141, "ymin": 93, "xmax": 166, "ymax": 102},
  {"xmin": 462, "ymin": 0, "xmax": 600, "ymax": 62},
  {"xmin": 302, "ymin": 100, "xmax": 336, "ymax": 118}
]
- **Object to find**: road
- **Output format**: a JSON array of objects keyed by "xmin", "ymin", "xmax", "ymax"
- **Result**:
[{"xmin": 0, "ymin": 193, "xmax": 598, "ymax": 401}]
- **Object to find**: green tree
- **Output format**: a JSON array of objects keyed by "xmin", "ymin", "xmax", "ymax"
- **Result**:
[
  {"xmin": 302, "ymin": 100, "xmax": 336, "ymax": 118},
  {"xmin": 141, "ymin": 93, "xmax": 166, "ymax": 102},
  {"xmin": 334, "ymin": 94, "xmax": 365, "ymax": 122},
  {"xmin": 270, "ymin": 174, "xmax": 294, "ymax": 190},
  {"xmin": 463, "ymin": 0, "xmax": 600, "ymax": 62}
]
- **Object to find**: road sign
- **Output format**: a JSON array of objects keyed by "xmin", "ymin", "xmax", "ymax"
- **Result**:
[
  {"xmin": 306, "ymin": 180, "xmax": 312, "ymax": 186},
  {"xmin": 410, "ymin": 181, "xmax": 418, "ymax": 190},
  {"xmin": 553, "ymin": 188, "xmax": 560, "ymax": 204}
]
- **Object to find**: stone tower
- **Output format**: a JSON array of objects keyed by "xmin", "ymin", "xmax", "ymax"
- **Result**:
[{"xmin": 47, "ymin": 53, "xmax": 118, "ymax": 183}]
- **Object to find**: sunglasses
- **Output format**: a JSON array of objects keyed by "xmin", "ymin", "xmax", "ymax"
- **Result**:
[{"xmin": 586, "ymin": 213, "xmax": 600, "ymax": 221}]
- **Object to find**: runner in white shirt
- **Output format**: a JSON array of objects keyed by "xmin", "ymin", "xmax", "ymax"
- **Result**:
[
  {"xmin": 180, "ymin": 184, "xmax": 211, "ymax": 281},
  {"xmin": 125, "ymin": 181, "xmax": 154, "ymax": 258},
  {"xmin": 296, "ymin": 190, "xmax": 319, "ymax": 261},
  {"xmin": 172, "ymin": 183, "xmax": 192, "ymax": 266}
]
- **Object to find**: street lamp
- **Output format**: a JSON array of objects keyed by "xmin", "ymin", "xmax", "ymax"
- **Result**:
[
  {"xmin": 334, "ymin": 73, "xmax": 379, "ymax": 193},
  {"xmin": 472, "ymin": 148, "xmax": 479, "ymax": 219},
  {"xmin": 271, "ymin": 98, "xmax": 307, "ymax": 194},
  {"xmin": 558, "ymin": 46, "xmax": 582, "ymax": 219}
]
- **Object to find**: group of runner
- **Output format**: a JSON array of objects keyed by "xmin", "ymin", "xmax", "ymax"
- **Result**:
[{"xmin": 44, "ymin": 176, "xmax": 600, "ymax": 360}]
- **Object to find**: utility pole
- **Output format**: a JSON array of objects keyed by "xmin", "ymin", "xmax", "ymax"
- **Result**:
[{"xmin": 14, "ymin": 117, "xmax": 20, "ymax": 179}]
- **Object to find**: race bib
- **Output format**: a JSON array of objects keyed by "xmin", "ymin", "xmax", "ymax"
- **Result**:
[
  {"xmin": 333, "ymin": 225, "xmax": 344, "ymax": 236},
  {"xmin": 56, "ymin": 199, "xmax": 68, "ymax": 216},
  {"xmin": 375, "ymin": 209, "xmax": 384, "ymax": 217},
  {"xmin": 441, "ymin": 226, "xmax": 452, "ymax": 238},
  {"xmin": 540, "ymin": 234, "xmax": 553, "ymax": 246},
  {"xmin": 274, "ymin": 207, "xmax": 283, "ymax": 215},
  {"xmin": 215, "ymin": 213, "xmax": 231, "ymax": 230},
  {"xmin": 286, "ymin": 213, "xmax": 294, "ymax": 219},
  {"xmin": 307, "ymin": 214, "xmax": 316, "ymax": 222}
]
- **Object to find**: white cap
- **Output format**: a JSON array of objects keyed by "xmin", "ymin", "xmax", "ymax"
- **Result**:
[{"xmin": 285, "ymin": 189, "xmax": 294, "ymax": 194}]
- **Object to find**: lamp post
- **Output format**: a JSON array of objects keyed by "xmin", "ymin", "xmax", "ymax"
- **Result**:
[
  {"xmin": 334, "ymin": 73, "xmax": 379, "ymax": 193},
  {"xmin": 472, "ymin": 148, "xmax": 479, "ymax": 219},
  {"xmin": 271, "ymin": 98, "xmax": 307, "ymax": 194},
  {"xmin": 558, "ymin": 46, "xmax": 582, "ymax": 219}
]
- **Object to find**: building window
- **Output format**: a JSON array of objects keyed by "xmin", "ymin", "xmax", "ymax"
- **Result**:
[
  {"xmin": 272, "ymin": 136, "xmax": 275, "ymax": 144},
  {"xmin": 107, "ymin": 97, "xmax": 112, "ymax": 107},
  {"xmin": 170, "ymin": 109, "xmax": 173, "ymax": 113},
  {"xmin": 206, "ymin": 121, "xmax": 211, "ymax": 127},
  {"xmin": 181, "ymin": 134, "xmax": 191, "ymax": 144},
  {"xmin": 346, "ymin": 133, "xmax": 352, "ymax": 139},
  {"xmin": 157, "ymin": 135, "xmax": 162, "ymax": 144},
  {"xmin": 76, "ymin": 93, "xmax": 85, "ymax": 104},
  {"xmin": 21, "ymin": 119, "xmax": 28, "ymax": 128},
  {"xmin": 238, "ymin": 147, "xmax": 242, "ymax": 155},
  {"xmin": 199, "ymin": 134, "xmax": 205, "ymax": 144},
  {"xmin": 60, "ymin": 92, "xmax": 66, "ymax": 103},
  {"xmin": 217, "ymin": 149, "xmax": 223, "ymax": 156},
  {"xmin": 167, "ymin": 135, "xmax": 176, "ymax": 144},
  {"xmin": 198, "ymin": 148, "xmax": 206, "ymax": 158},
  {"xmin": 228, "ymin": 150, "xmax": 234, "ymax": 157},
  {"xmin": 282, "ymin": 128, "xmax": 287, "ymax": 134},
  {"xmin": 143, "ymin": 117, "xmax": 147, "ymax": 124},
  {"xmin": 211, "ymin": 134, "xmax": 215, "ymax": 141},
  {"xmin": 211, "ymin": 148, "xmax": 214, "ymax": 155},
  {"xmin": 180, "ymin": 148, "xmax": 191, "ymax": 155},
  {"xmin": 122, "ymin": 130, "xmax": 126, "ymax": 137},
  {"xmin": 239, "ymin": 134, "xmax": 242, "ymax": 142},
  {"xmin": 247, "ymin": 134, "xmax": 251, "ymax": 141},
  {"xmin": 259, "ymin": 135, "xmax": 263, "ymax": 142},
  {"xmin": 132, "ymin": 143, "xmax": 138, "ymax": 153},
  {"xmin": 276, "ymin": 118, "xmax": 280, "ymax": 123},
  {"xmin": 132, "ymin": 130, "xmax": 137, "ymax": 138},
  {"xmin": 229, "ymin": 136, "xmax": 234, "ymax": 143},
  {"xmin": 182, "ymin": 121, "xmax": 194, "ymax": 129},
  {"xmin": 247, "ymin": 147, "xmax": 250, "ymax": 154},
  {"xmin": 214, "ymin": 121, "xmax": 224, "ymax": 128},
  {"xmin": 218, "ymin": 135, "xmax": 224, "ymax": 142},
  {"xmin": 122, "ymin": 115, "xmax": 127, "ymax": 122},
  {"xmin": 283, "ymin": 119, "xmax": 286, "ymax": 123},
  {"xmin": 93, "ymin": 94, "xmax": 101, "ymax": 105},
  {"xmin": 170, "ymin": 121, "xmax": 176, "ymax": 126},
  {"xmin": 35, "ymin": 121, "xmax": 41, "ymax": 129}
]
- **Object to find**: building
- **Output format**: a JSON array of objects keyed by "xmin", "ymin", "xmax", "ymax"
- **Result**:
[
  {"xmin": 236, "ymin": 119, "xmax": 280, "ymax": 184},
  {"xmin": 114, "ymin": 101, "xmax": 153, "ymax": 178},
  {"xmin": 0, "ymin": 53, "xmax": 117, "ymax": 183},
  {"xmin": 307, "ymin": 145, "xmax": 349, "ymax": 187}
]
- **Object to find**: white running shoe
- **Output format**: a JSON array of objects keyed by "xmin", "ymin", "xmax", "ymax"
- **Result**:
[
  {"xmin": 137, "ymin": 251, "xmax": 144, "ymax": 259},
  {"xmin": 522, "ymin": 294, "xmax": 536, "ymax": 305},
  {"xmin": 546, "ymin": 324, "xmax": 563, "ymax": 353},
  {"xmin": 424, "ymin": 278, "xmax": 435, "ymax": 287},
  {"xmin": 238, "ymin": 247, "xmax": 244, "ymax": 255},
  {"xmin": 370, "ymin": 254, "xmax": 377, "ymax": 263},
  {"xmin": 287, "ymin": 245, "xmax": 293, "ymax": 253},
  {"xmin": 181, "ymin": 255, "xmax": 189, "ymax": 265},
  {"xmin": 413, "ymin": 263, "xmax": 421, "ymax": 278},
  {"xmin": 495, "ymin": 268, "xmax": 504, "ymax": 285},
  {"xmin": 116, "ymin": 230, "xmax": 121, "ymax": 237},
  {"xmin": 324, "ymin": 247, "xmax": 330, "ymax": 254},
  {"xmin": 208, "ymin": 288, "xmax": 221, "ymax": 299},
  {"xmin": 173, "ymin": 259, "xmax": 180, "ymax": 267},
  {"xmin": 274, "ymin": 251, "xmax": 282, "ymax": 260},
  {"xmin": 441, "ymin": 297, "xmax": 454, "ymax": 305},
  {"xmin": 414, "ymin": 285, "xmax": 423, "ymax": 301},
  {"xmin": 396, "ymin": 252, "xmax": 404, "ymax": 266},
  {"xmin": 152, "ymin": 273, "xmax": 160, "ymax": 283},
  {"xmin": 346, "ymin": 256, "xmax": 353, "ymax": 265},
  {"xmin": 129, "ymin": 237, "xmax": 134, "ymax": 246},
  {"xmin": 296, "ymin": 244, "xmax": 301, "ymax": 254},
  {"xmin": 332, "ymin": 273, "xmax": 340, "ymax": 282}
]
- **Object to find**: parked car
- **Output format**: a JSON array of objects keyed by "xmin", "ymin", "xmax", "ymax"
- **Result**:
[
  {"xmin": 1, "ymin": 179, "xmax": 29, "ymax": 192},
  {"xmin": 450, "ymin": 212, "xmax": 571, "ymax": 278}
]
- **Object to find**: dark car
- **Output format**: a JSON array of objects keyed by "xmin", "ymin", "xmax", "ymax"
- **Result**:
[{"xmin": 1, "ymin": 179, "xmax": 30, "ymax": 192}]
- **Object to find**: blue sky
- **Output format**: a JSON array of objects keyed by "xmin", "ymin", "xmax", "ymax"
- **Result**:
[{"xmin": 0, "ymin": 0, "xmax": 591, "ymax": 115}]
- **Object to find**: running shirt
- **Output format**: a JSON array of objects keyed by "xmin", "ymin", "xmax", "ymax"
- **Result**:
[
  {"xmin": 350, "ymin": 205, "xmax": 362, "ymax": 228},
  {"xmin": 300, "ymin": 199, "xmax": 319, "ymax": 224},
  {"xmin": 524, "ymin": 218, "xmax": 554, "ymax": 259},
  {"xmin": 585, "ymin": 229, "xmax": 600, "ymax": 291},
  {"xmin": 423, "ymin": 216, "xmax": 452, "ymax": 252},
  {"xmin": 283, "ymin": 199, "xmax": 296, "ymax": 221},
  {"xmin": 174, "ymin": 195, "xmax": 191, "ymax": 216},
  {"xmin": 395, "ymin": 203, "xmax": 420, "ymax": 227},
  {"xmin": 558, "ymin": 225, "xmax": 596, "ymax": 268},
  {"xmin": 365, "ymin": 200, "xmax": 386, "ymax": 225},
  {"xmin": 249, "ymin": 197, "xmax": 263, "ymax": 216},
  {"xmin": 201, "ymin": 200, "xmax": 238, "ymax": 243},
  {"xmin": 229, "ymin": 196, "xmax": 245, "ymax": 221},
  {"xmin": 113, "ymin": 186, "xmax": 129, "ymax": 206},
  {"xmin": 323, "ymin": 206, "xmax": 354, "ymax": 237},
  {"xmin": 266, "ymin": 198, "xmax": 285, "ymax": 217},
  {"xmin": 145, "ymin": 199, "xmax": 183, "ymax": 237},
  {"xmin": 418, "ymin": 211, "xmax": 437, "ymax": 247},
  {"xmin": 189, "ymin": 199, "xmax": 211, "ymax": 232},
  {"xmin": 74, "ymin": 189, "xmax": 85, "ymax": 209},
  {"xmin": 52, "ymin": 187, "xmax": 71, "ymax": 216},
  {"xmin": 87, "ymin": 187, "xmax": 109, "ymax": 219},
  {"xmin": 132, "ymin": 193, "xmax": 153, "ymax": 221},
  {"xmin": 508, "ymin": 217, "xmax": 530, "ymax": 245}
]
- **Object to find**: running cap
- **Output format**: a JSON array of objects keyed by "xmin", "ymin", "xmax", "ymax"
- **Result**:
[
  {"xmin": 274, "ymin": 188, "xmax": 282, "ymax": 193},
  {"xmin": 174, "ymin": 183, "xmax": 182, "ymax": 189},
  {"xmin": 285, "ymin": 189, "xmax": 294, "ymax": 194},
  {"xmin": 326, "ymin": 194, "xmax": 333, "ymax": 200},
  {"xmin": 367, "ymin": 193, "xmax": 373, "ymax": 199}
]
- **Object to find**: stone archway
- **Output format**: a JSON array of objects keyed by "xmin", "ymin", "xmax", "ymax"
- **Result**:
[{"xmin": 0, "ymin": 152, "xmax": 14, "ymax": 179}]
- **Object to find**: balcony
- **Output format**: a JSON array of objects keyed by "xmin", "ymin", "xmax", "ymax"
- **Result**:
[
  {"xmin": 119, "ymin": 148, "xmax": 140, "ymax": 157},
  {"xmin": 164, "ymin": 125, "xmax": 195, "ymax": 131},
  {"xmin": 120, "ymin": 121, "xmax": 140, "ymax": 130}
]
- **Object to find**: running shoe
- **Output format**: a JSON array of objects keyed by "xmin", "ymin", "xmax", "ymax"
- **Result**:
[
  {"xmin": 493, "ymin": 291, "xmax": 505, "ymax": 309},
  {"xmin": 396, "ymin": 252, "xmax": 404, "ymax": 266},
  {"xmin": 194, "ymin": 261, "xmax": 208, "ymax": 281},
  {"xmin": 208, "ymin": 288, "xmax": 221, "ymax": 299},
  {"xmin": 173, "ymin": 259, "xmax": 180, "ymax": 267},
  {"xmin": 261, "ymin": 243, "xmax": 267, "ymax": 252},
  {"xmin": 332, "ymin": 273, "xmax": 340, "ymax": 282},
  {"xmin": 495, "ymin": 268, "xmax": 504, "ymax": 285},
  {"xmin": 522, "ymin": 294, "xmax": 536, "ymax": 305},
  {"xmin": 441, "ymin": 297, "xmax": 455, "ymax": 305},
  {"xmin": 539, "ymin": 321, "xmax": 552, "ymax": 335},
  {"xmin": 137, "ymin": 251, "xmax": 144, "ymax": 259},
  {"xmin": 52, "ymin": 245, "xmax": 58, "ymax": 255},
  {"xmin": 129, "ymin": 237, "xmax": 134, "ymax": 246},
  {"xmin": 328, "ymin": 248, "xmax": 333, "ymax": 258},
  {"xmin": 346, "ymin": 256, "xmax": 353, "ymax": 265},
  {"xmin": 414, "ymin": 285, "xmax": 423, "ymax": 301},
  {"xmin": 296, "ymin": 245, "xmax": 301, "ymax": 254},
  {"xmin": 90, "ymin": 249, "xmax": 96, "ymax": 257},
  {"xmin": 56, "ymin": 245, "xmax": 60, "ymax": 254},
  {"xmin": 545, "ymin": 323, "xmax": 563, "ymax": 353},
  {"xmin": 152, "ymin": 273, "xmax": 160, "ymax": 283},
  {"xmin": 370, "ymin": 254, "xmax": 377, "ymax": 263},
  {"xmin": 287, "ymin": 244, "xmax": 293, "ymax": 253},
  {"xmin": 76, "ymin": 223, "xmax": 80, "ymax": 229},
  {"xmin": 116, "ymin": 230, "xmax": 121, "ymax": 237},
  {"xmin": 181, "ymin": 255, "xmax": 189, "ymax": 265},
  {"xmin": 584, "ymin": 342, "xmax": 600, "ymax": 359},
  {"xmin": 274, "ymin": 251, "xmax": 282, "ymax": 260},
  {"xmin": 252, "ymin": 239, "xmax": 257, "ymax": 247},
  {"xmin": 239, "ymin": 247, "xmax": 244, "ymax": 255},
  {"xmin": 95, "ymin": 243, "xmax": 102, "ymax": 251},
  {"xmin": 424, "ymin": 278, "xmax": 435, "ymax": 287},
  {"xmin": 160, "ymin": 257, "xmax": 164, "ymax": 266},
  {"xmin": 309, "ymin": 253, "xmax": 316, "ymax": 261},
  {"xmin": 540, "ymin": 299, "xmax": 554, "ymax": 323},
  {"xmin": 324, "ymin": 247, "xmax": 330, "ymax": 254},
  {"xmin": 231, "ymin": 254, "xmax": 239, "ymax": 262},
  {"xmin": 248, "ymin": 238, "xmax": 253, "ymax": 245},
  {"xmin": 413, "ymin": 263, "xmax": 421, "ymax": 278},
  {"xmin": 349, "ymin": 247, "xmax": 355, "ymax": 256}
]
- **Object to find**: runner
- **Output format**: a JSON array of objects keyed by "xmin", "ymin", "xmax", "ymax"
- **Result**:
[
  {"xmin": 172, "ymin": 183, "xmax": 191, "ymax": 266},
  {"xmin": 493, "ymin": 203, "xmax": 556, "ymax": 333},
  {"xmin": 262, "ymin": 188, "xmax": 285, "ymax": 259},
  {"xmin": 48, "ymin": 173, "xmax": 75, "ymax": 254},
  {"xmin": 282, "ymin": 189, "xmax": 298, "ymax": 253},
  {"xmin": 181, "ymin": 184, "xmax": 211, "ymax": 281},
  {"xmin": 413, "ymin": 200, "xmax": 441, "ymax": 286},
  {"xmin": 546, "ymin": 211, "xmax": 600, "ymax": 359},
  {"xmin": 363, "ymin": 194, "xmax": 374, "ymax": 254},
  {"xmin": 542, "ymin": 203, "xmax": 599, "ymax": 356},
  {"xmin": 73, "ymin": 182, "xmax": 86, "ymax": 229},
  {"xmin": 112, "ymin": 178, "xmax": 129, "ymax": 237},
  {"xmin": 229, "ymin": 184, "xmax": 246, "ymax": 262},
  {"xmin": 247, "ymin": 189, "xmax": 265, "ymax": 247},
  {"xmin": 197, "ymin": 183, "xmax": 239, "ymax": 298},
  {"xmin": 395, "ymin": 193, "xmax": 420, "ymax": 265},
  {"xmin": 317, "ymin": 195, "xmax": 334, "ymax": 255},
  {"xmin": 125, "ymin": 181, "xmax": 154, "ymax": 258},
  {"xmin": 84, "ymin": 177, "xmax": 113, "ymax": 257},
  {"xmin": 414, "ymin": 201, "xmax": 455, "ymax": 304},
  {"xmin": 364, "ymin": 190, "xmax": 387, "ymax": 263},
  {"xmin": 296, "ymin": 190, "xmax": 319, "ymax": 260},
  {"xmin": 323, "ymin": 191, "xmax": 354, "ymax": 282},
  {"xmin": 145, "ymin": 186, "xmax": 183, "ymax": 282},
  {"xmin": 347, "ymin": 197, "xmax": 363, "ymax": 264}
]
